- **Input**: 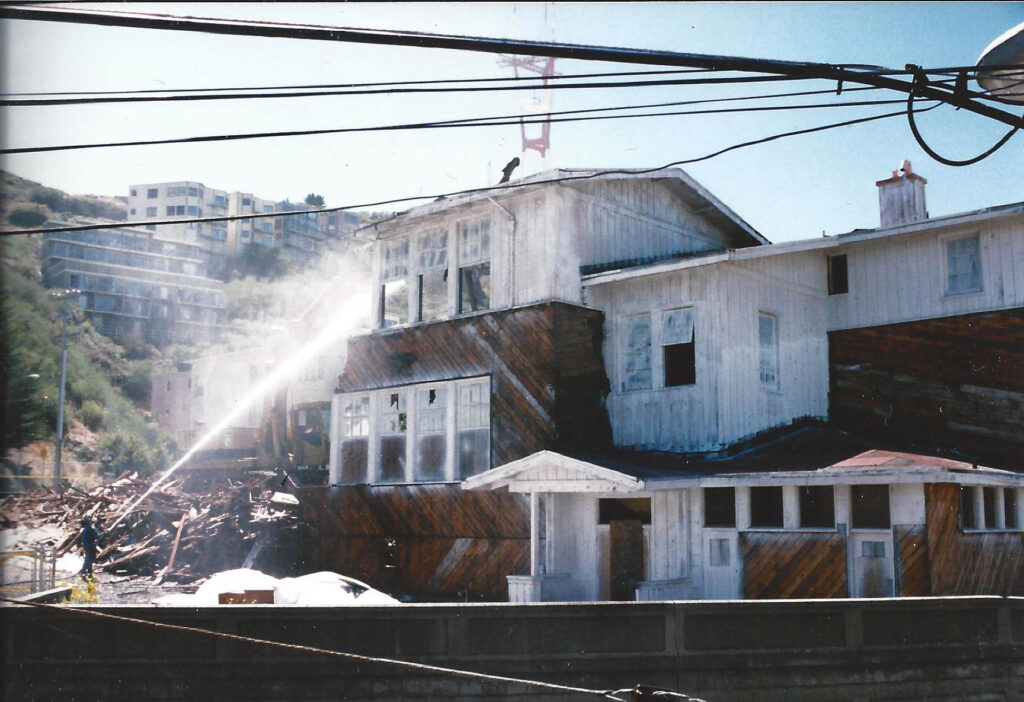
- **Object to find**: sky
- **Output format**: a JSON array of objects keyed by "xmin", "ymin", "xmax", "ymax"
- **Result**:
[{"xmin": 1, "ymin": 2, "xmax": 1022, "ymax": 243}]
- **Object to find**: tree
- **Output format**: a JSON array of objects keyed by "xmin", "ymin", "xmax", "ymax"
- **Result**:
[
  {"xmin": 7, "ymin": 207, "xmax": 47, "ymax": 228},
  {"xmin": 304, "ymin": 193, "xmax": 325, "ymax": 208}
]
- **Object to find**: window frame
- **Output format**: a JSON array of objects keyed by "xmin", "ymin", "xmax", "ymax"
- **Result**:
[
  {"xmin": 758, "ymin": 311, "xmax": 780, "ymax": 391},
  {"xmin": 661, "ymin": 307, "xmax": 696, "ymax": 388},
  {"xmin": 621, "ymin": 313, "xmax": 653, "ymax": 392},
  {"xmin": 943, "ymin": 233, "xmax": 983, "ymax": 297},
  {"xmin": 827, "ymin": 253, "xmax": 849, "ymax": 295},
  {"xmin": 960, "ymin": 485, "xmax": 1022, "ymax": 532},
  {"xmin": 457, "ymin": 217, "xmax": 492, "ymax": 315}
]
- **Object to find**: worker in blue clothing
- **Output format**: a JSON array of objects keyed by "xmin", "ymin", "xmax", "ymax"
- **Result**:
[{"xmin": 77, "ymin": 515, "xmax": 101, "ymax": 577}]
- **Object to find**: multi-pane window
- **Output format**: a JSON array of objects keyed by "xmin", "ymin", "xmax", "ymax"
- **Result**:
[
  {"xmin": 378, "ymin": 392, "xmax": 408, "ymax": 482},
  {"xmin": 338, "ymin": 395, "xmax": 370, "ymax": 484},
  {"xmin": 662, "ymin": 307, "xmax": 696, "ymax": 387},
  {"xmin": 417, "ymin": 229, "xmax": 448, "ymax": 322},
  {"xmin": 758, "ymin": 312, "xmax": 779, "ymax": 389},
  {"xmin": 946, "ymin": 235, "xmax": 981, "ymax": 295},
  {"xmin": 147, "ymin": 188, "xmax": 158, "ymax": 198},
  {"xmin": 415, "ymin": 387, "xmax": 447, "ymax": 480},
  {"xmin": 146, "ymin": 207, "xmax": 158, "ymax": 217},
  {"xmin": 622, "ymin": 314, "xmax": 652, "ymax": 391},
  {"xmin": 458, "ymin": 219, "xmax": 491, "ymax": 313},
  {"xmin": 380, "ymin": 238, "xmax": 409, "ymax": 328},
  {"xmin": 457, "ymin": 381, "xmax": 490, "ymax": 478}
]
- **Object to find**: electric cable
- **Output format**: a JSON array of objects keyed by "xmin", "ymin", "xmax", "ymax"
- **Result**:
[
  {"xmin": 0, "ymin": 596, "xmax": 637, "ymax": 701},
  {"xmin": 1, "ymin": 95, "xmax": 925, "ymax": 155},
  {"xmin": 0, "ymin": 74, "xmax": 824, "ymax": 107},
  {"xmin": 2, "ymin": 103, "xmax": 939, "ymax": 238},
  {"xmin": 905, "ymin": 75, "xmax": 1021, "ymax": 167}
]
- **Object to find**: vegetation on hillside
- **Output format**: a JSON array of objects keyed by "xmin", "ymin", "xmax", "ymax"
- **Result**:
[{"xmin": 2, "ymin": 170, "xmax": 126, "ymax": 227}]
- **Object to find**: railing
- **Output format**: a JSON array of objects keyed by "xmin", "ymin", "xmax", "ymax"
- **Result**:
[
  {"xmin": 507, "ymin": 573, "xmax": 579, "ymax": 602},
  {"xmin": 0, "ymin": 546, "xmax": 57, "ymax": 594},
  {"xmin": 635, "ymin": 577, "xmax": 695, "ymax": 601}
]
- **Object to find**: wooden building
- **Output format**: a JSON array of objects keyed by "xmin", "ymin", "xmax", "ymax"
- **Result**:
[{"xmin": 322, "ymin": 164, "xmax": 1024, "ymax": 601}]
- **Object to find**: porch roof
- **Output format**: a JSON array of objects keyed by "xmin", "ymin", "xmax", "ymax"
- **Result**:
[{"xmin": 463, "ymin": 427, "xmax": 1024, "ymax": 493}]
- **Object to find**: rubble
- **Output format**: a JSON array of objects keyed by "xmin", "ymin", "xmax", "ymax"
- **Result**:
[{"xmin": 0, "ymin": 472, "xmax": 300, "ymax": 584}]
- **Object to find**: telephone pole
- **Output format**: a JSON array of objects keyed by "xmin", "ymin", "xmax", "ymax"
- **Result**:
[{"xmin": 51, "ymin": 289, "xmax": 78, "ymax": 490}]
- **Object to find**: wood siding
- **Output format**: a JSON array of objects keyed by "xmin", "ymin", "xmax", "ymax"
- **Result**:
[
  {"xmin": 298, "ymin": 485, "xmax": 529, "ymax": 600},
  {"xmin": 587, "ymin": 256, "xmax": 828, "ymax": 452},
  {"xmin": 924, "ymin": 483, "xmax": 1024, "ymax": 596},
  {"xmin": 896, "ymin": 525, "xmax": 931, "ymax": 597},
  {"xmin": 740, "ymin": 531, "xmax": 848, "ymax": 599},
  {"xmin": 338, "ymin": 301, "xmax": 612, "ymax": 464},
  {"xmin": 827, "ymin": 214, "xmax": 1024, "ymax": 331},
  {"xmin": 829, "ymin": 308, "xmax": 1024, "ymax": 467}
]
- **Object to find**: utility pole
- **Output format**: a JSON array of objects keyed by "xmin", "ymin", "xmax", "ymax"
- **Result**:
[{"xmin": 51, "ymin": 289, "xmax": 78, "ymax": 490}]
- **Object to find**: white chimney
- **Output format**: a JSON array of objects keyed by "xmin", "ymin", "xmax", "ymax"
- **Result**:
[{"xmin": 876, "ymin": 160, "xmax": 927, "ymax": 228}]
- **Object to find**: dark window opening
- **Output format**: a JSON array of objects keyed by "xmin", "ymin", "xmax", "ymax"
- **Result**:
[
  {"xmin": 704, "ymin": 487, "xmax": 736, "ymax": 528},
  {"xmin": 827, "ymin": 254, "xmax": 848, "ymax": 295},
  {"xmin": 147, "ymin": 188, "xmax": 158, "ymax": 198},
  {"xmin": 459, "ymin": 262, "xmax": 491, "ymax": 313},
  {"xmin": 664, "ymin": 339, "xmax": 696, "ymax": 386},
  {"xmin": 983, "ymin": 487, "xmax": 997, "ymax": 528},
  {"xmin": 1005, "ymin": 489, "xmax": 1018, "ymax": 528},
  {"xmin": 599, "ymin": 498, "xmax": 652, "ymax": 525},
  {"xmin": 960, "ymin": 486, "xmax": 976, "ymax": 529},
  {"xmin": 800, "ymin": 486, "xmax": 835, "ymax": 528},
  {"xmin": 749, "ymin": 486, "xmax": 784, "ymax": 528},
  {"xmin": 851, "ymin": 484, "xmax": 890, "ymax": 529}
]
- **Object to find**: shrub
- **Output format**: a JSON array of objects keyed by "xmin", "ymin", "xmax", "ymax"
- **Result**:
[
  {"xmin": 7, "ymin": 207, "xmax": 47, "ymax": 228},
  {"xmin": 80, "ymin": 400, "xmax": 105, "ymax": 431}
]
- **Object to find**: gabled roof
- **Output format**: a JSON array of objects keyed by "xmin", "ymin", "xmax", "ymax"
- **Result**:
[
  {"xmin": 463, "ymin": 427, "xmax": 1024, "ymax": 492},
  {"xmin": 361, "ymin": 168, "xmax": 768, "ymax": 249}
]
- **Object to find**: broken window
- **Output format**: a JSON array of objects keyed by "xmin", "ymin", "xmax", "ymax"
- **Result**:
[
  {"xmin": 799, "ymin": 486, "xmax": 835, "ymax": 528},
  {"xmin": 662, "ymin": 307, "xmax": 695, "ymax": 387},
  {"xmin": 749, "ymin": 486, "xmax": 784, "ymax": 528},
  {"xmin": 851, "ymin": 485, "xmax": 890, "ymax": 529},
  {"xmin": 380, "ymin": 238, "xmax": 409, "ymax": 328},
  {"xmin": 827, "ymin": 254, "xmax": 849, "ymax": 295},
  {"xmin": 622, "ymin": 314, "xmax": 652, "ymax": 391},
  {"xmin": 415, "ymin": 387, "xmax": 447, "ymax": 481},
  {"xmin": 946, "ymin": 234, "xmax": 981, "ymax": 295},
  {"xmin": 458, "ymin": 219, "xmax": 491, "ymax": 313},
  {"xmin": 758, "ymin": 312, "xmax": 779, "ymax": 389},
  {"xmin": 338, "ymin": 395, "xmax": 370, "ymax": 484},
  {"xmin": 704, "ymin": 487, "xmax": 736, "ymax": 528},
  {"xmin": 417, "ymin": 228, "xmax": 448, "ymax": 322},
  {"xmin": 378, "ymin": 392, "xmax": 408, "ymax": 482},
  {"xmin": 457, "ymin": 381, "xmax": 489, "ymax": 479}
]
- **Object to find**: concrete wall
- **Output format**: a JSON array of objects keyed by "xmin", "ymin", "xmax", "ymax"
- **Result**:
[{"xmin": 4, "ymin": 597, "xmax": 1021, "ymax": 701}]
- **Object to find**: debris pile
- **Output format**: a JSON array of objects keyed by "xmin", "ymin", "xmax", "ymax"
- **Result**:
[{"xmin": 0, "ymin": 472, "xmax": 300, "ymax": 583}]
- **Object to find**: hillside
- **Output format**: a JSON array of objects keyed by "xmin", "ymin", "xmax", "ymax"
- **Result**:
[{"xmin": 1, "ymin": 170, "xmax": 126, "ymax": 230}]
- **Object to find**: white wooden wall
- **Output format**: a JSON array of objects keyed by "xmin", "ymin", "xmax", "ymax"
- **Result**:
[
  {"xmin": 827, "ymin": 215, "xmax": 1024, "ymax": 331},
  {"xmin": 546, "ymin": 493, "xmax": 600, "ymax": 601},
  {"xmin": 586, "ymin": 254, "xmax": 828, "ymax": 452}
]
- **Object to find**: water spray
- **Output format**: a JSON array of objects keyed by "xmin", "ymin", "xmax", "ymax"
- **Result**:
[{"xmin": 107, "ymin": 293, "xmax": 368, "ymax": 533}]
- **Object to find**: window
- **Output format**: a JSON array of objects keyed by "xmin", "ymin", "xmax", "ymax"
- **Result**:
[
  {"xmin": 242, "ymin": 197, "xmax": 251, "ymax": 207},
  {"xmin": 146, "ymin": 225, "xmax": 156, "ymax": 231},
  {"xmin": 1006, "ymin": 489, "xmax": 1019, "ymax": 529},
  {"xmin": 749, "ymin": 486, "xmax": 784, "ymax": 527},
  {"xmin": 186, "ymin": 206, "xmax": 199, "ymax": 216},
  {"xmin": 758, "ymin": 312, "xmax": 779, "ymax": 389},
  {"xmin": 799, "ymin": 486, "xmax": 835, "ymax": 528},
  {"xmin": 417, "ymin": 229, "xmax": 448, "ymax": 322},
  {"xmin": 827, "ymin": 254, "xmax": 848, "ymax": 295},
  {"xmin": 851, "ymin": 485, "xmax": 890, "ymax": 529},
  {"xmin": 622, "ymin": 314, "xmax": 652, "ymax": 391},
  {"xmin": 961, "ymin": 486, "xmax": 1020, "ymax": 530},
  {"xmin": 129, "ymin": 208, "xmax": 136, "ymax": 216},
  {"xmin": 380, "ymin": 238, "xmax": 409, "ymax": 328},
  {"xmin": 662, "ymin": 307, "xmax": 695, "ymax": 387},
  {"xmin": 167, "ymin": 186, "xmax": 187, "ymax": 197},
  {"xmin": 704, "ymin": 487, "xmax": 736, "ymax": 527},
  {"xmin": 708, "ymin": 538, "xmax": 730, "ymax": 566},
  {"xmin": 242, "ymin": 230, "xmax": 250, "ymax": 239},
  {"xmin": 146, "ymin": 207, "xmax": 158, "ymax": 217},
  {"xmin": 458, "ymin": 219, "xmax": 491, "ymax": 313},
  {"xmin": 457, "ymin": 381, "xmax": 489, "ymax": 478},
  {"xmin": 188, "ymin": 186, "xmax": 200, "ymax": 197},
  {"xmin": 147, "ymin": 188, "xmax": 158, "ymax": 198},
  {"xmin": 946, "ymin": 235, "xmax": 981, "ymax": 295},
  {"xmin": 378, "ymin": 392, "xmax": 408, "ymax": 482},
  {"xmin": 983, "ymin": 487, "xmax": 997, "ymax": 529},
  {"xmin": 338, "ymin": 395, "xmax": 370, "ymax": 484},
  {"xmin": 415, "ymin": 387, "xmax": 446, "ymax": 480},
  {"xmin": 213, "ymin": 195, "xmax": 227, "ymax": 208},
  {"xmin": 130, "ymin": 189, "xmax": 137, "ymax": 197}
]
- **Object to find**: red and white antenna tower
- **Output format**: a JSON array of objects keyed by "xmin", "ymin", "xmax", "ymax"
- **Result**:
[{"xmin": 497, "ymin": 55, "xmax": 557, "ymax": 158}]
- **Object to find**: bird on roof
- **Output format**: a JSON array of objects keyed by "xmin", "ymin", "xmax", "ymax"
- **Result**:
[{"xmin": 499, "ymin": 157, "xmax": 520, "ymax": 184}]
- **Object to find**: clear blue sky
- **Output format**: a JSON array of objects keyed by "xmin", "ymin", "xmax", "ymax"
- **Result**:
[{"xmin": 2, "ymin": 2, "xmax": 1021, "ymax": 242}]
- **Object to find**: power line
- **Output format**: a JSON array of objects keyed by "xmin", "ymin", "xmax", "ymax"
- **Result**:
[
  {"xmin": 1, "ymin": 74, "xmax": 823, "ymax": 107},
  {"xmin": 2, "ymin": 103, "xmax": 938, "ymax": 238},
  {"xmin": 2, "ymin": 4, "xmax": 1020, "ymax": 128},
  {"xmin": 1, "ymin": 95, "xmax": 924, "ymax": 155},
  {"xmin": 0, "ymin": 67, "xmax": 717, "ymax": 98}
]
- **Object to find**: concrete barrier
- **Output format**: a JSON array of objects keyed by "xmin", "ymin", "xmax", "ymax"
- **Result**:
[{"xmin": 2, "ymin": 596, "xmax": 1021, "ymax": 701}]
